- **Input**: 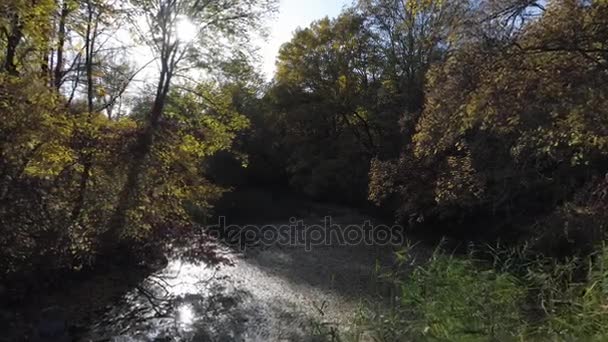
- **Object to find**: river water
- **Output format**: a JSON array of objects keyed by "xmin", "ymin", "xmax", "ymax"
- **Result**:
[{"xmin": 8, "ymin": 200, "xmax": 424, "ymax": 341}]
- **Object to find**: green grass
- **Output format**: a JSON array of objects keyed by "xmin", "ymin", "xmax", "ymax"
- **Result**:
[{"xmin": 316, "ymin": 242, "xmax": 608, "ymax": 342}]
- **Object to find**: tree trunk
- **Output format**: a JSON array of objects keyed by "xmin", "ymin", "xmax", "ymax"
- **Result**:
[
  {"xmin": 4, "ymin": 14, "xmax": 23, "ymax": 75},
  {"xmin": 85, "ymin": 0, "xmax": 96, "ymax": 113},
  {"xmin": 53, "ymin": 0, "xmax": 70, "ymax": 90},
  {"xmin": 71, "ymin": 0, "xmax": 98, "ymax": 222},
  {"xmin": 104, "ymin": 2, "xmax": 176, "ymax": 249},
  {"xmin": 104, "ymin": 68, "xmax": 172, "ymax": 246}
]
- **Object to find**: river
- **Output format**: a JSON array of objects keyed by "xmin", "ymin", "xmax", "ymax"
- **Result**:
[{"xmin": 6, "ymin": 197, "xmax": 425, "ymax": 341}]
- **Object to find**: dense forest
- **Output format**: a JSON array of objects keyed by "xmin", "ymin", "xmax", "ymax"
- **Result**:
[
  {"xmin": 1, "ymin": 0, "xmax": 608, "ymax": 340},
  {"xmin": 231, "ymin": 0, "xmax": 608, "ymax": 253}
]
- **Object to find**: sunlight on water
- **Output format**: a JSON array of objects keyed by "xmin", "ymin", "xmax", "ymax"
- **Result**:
[
  {"xmin": 85, "ymin": 233, "xmax": 373, "ymax": 340},
  {"xmin": 177, "ymin": 303, "xmax": 195, "ymax": 328}
]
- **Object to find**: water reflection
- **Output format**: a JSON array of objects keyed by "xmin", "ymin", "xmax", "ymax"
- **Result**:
[
  {"xmin": 85, "ymin": 253, "xmax": 351, "ymax": 341},
  {"xmin": 177, "ymin": 303, "xmax": 195, "ymax": 329},
  {"xmin": 84, "ymin": 214, "xmax": 399, "ymax": 341}
]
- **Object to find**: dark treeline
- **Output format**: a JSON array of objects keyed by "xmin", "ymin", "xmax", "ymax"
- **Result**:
[{"xmin": 225, "ymin": 0, "xmax": 608, "ymax": 254}]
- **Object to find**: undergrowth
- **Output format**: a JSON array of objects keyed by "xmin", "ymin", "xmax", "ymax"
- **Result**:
[{"xmin": 313, "ymin": 241, "xmax": 608, "ymax": 341}]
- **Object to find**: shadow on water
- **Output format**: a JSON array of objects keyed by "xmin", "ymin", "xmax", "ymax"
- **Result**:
[
  {"xmin": 211, "ymin": 191, "xmax": 427, "ymax": 302},
  {"xmin": 2, "ymin": 261, "xmax": 162, "ymax": 342}
]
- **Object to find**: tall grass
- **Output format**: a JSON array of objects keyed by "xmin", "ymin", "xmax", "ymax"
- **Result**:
[{"xmin": 333, "ymin": 241, "xmax": 608, "ymax": 341}]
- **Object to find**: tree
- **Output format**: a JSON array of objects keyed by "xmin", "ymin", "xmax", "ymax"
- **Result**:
[
  {"xmin": 357, "ymin": 0, "xmax": 469, "ymax": 132},
  {"xmin": 0, "ymin": 0, "xmax": 55, "ymax": 75},
  {"xmin": 0, "ymin": 0, "xmax": 276, "ymax": 279},
  {"xmin": 372, "ymin": 0, "xmax": 608, "ymax": 237},
  {"xmin": 266, "ymin": 12, "xmax": 383, "ymax": 200},
  {"xmin": 106, "ymin": 0, "xmax": 277, "ymax": 242}
]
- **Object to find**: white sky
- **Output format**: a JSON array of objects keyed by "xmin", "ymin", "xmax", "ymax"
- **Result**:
[{"xmin": 258, "ymin": 0, "xmax": 352, "ymax": 79}]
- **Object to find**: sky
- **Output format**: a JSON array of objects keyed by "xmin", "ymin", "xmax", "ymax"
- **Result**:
[{"xmin": 258, "ymin": 0, "xmax": 353, "ymax": 79}]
